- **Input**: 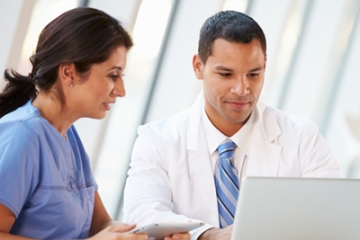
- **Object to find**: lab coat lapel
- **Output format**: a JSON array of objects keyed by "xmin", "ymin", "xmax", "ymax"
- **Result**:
[
  {"xmin": 186, "ymin": 92, "xmax": 219, "ymax": 226},
  {"xmin": 247, "ymin": 102, "xmax": 282, "ymax": 177}
]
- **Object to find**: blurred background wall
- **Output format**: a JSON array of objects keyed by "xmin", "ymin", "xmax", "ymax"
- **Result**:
[{"xmin": 1, "ymin": 0, "xmax": 359, "ymax": 220}]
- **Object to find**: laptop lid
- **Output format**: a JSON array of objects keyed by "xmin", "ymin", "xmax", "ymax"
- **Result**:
[{"xmin": 231, "ymin": 177, "xmax": 360, "ymax": 240}]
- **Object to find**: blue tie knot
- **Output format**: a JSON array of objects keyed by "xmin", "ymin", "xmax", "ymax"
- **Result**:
[{"xmin": 217, "ymin": 140, "xmax": 236, "ymax": 159}]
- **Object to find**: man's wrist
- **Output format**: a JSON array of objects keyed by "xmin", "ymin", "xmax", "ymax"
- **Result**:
[
  {"xmin": 198, "ymin": 227, "xmax": 215, "ymax": 240},
  {"xmin": 197, "ymin": 226, "xmax": 232, "ymax": 240}
]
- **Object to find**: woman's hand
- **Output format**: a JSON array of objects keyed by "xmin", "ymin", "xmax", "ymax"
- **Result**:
[{"xmin": 88, "ymin": 223, "xmax": 147, "ymax": 240}]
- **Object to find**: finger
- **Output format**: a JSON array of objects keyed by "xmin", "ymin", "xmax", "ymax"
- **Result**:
[
  {"xmin": 107, "ymin": 223, "xmax": 137, "ymax": 232},
  {"xmin": 135, "ymin": 233, "xmax": 148, "ymax": 240},
  {"xmin": 169, "ymin": 232, "xmax": 190, "ymax": 240},
  {"xmin": 114, "ymin": 232, "xmax": 147, "ymax": 240}
]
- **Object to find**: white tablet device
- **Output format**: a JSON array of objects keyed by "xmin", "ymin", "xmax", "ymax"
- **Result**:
[{"xmin": 128, "ymin": 222, "xmax": 205, "ymax": 240}]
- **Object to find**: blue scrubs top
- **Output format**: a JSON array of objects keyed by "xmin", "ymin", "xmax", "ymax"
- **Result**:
[{"xmin": 0, "ymin": 100, "xmax": 98, "ymax": 239}]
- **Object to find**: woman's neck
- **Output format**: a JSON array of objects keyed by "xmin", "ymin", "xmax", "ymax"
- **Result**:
[{"xmin": 32, "ymin": 91, "xmax": 77, "ymax": 139}]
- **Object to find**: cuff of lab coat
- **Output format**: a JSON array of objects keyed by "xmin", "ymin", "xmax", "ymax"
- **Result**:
[{"xmin": 190, "ymin": 223, "xmax": 214, "ymax": 240}]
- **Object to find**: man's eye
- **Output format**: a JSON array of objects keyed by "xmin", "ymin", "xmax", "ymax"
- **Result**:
[
  {"xmin": 248, "ymin": 73, "xmax": 260, "ymax": 78},
  {"xmin": 219, "ymin": 72, "xmax": 232, "ymax": 77}
]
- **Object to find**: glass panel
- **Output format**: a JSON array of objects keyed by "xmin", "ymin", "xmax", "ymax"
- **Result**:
[
  {"xmin": 324, "ymin": 0, "xmax": 360, "ymax": 177},
  {"xmin": 271, "ymin": 0, "xmax": 309, "ymax": 108},
  {"xmin": 17, "ymin": 0, "xmax": 78, "ymax": 75},
  {"xmin": 281, "ymin": 0, "xmax": 352, "ymax": 121},
  {"xmin": 92, "ymin": 0, "xmax": 174, "ymax": 218},
  {"xmin": 222, "ymin": 0, "xmax": 248, "ymax": 12}
]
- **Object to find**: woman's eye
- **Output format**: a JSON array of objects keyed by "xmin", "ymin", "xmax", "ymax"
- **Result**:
[{"xmin": 110, "ymin": 75, "xmax": 119, "ymax": 81}]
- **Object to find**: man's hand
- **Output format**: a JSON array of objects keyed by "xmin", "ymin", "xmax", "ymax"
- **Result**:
[
  {"xmin": 198, "ymin": 226, "xmax": 233, "ymax": 240},
  {"xmin": 164, "ymin": 232, "xmax": 191, "ymax": 240}
]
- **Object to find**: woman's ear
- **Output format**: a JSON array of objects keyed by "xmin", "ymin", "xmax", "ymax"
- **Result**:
[
  {"xmin": 192, "ymin": 54, "xmax": 204, "ymax": 80},
  {"xmin": 58, "ymin": 63, "xmax": 76, "ymax": 87}
]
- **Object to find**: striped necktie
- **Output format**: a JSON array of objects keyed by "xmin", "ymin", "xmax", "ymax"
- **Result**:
[{"xmin": 214, "ymin": 139, "xmax": 239, "ymax": 228}]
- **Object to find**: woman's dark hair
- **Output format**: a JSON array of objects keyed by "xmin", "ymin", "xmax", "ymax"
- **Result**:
[
  {"xmin": 198, "ymin": 10, "xmax": 266, "ymax": 63},
  {"xmin": 0, "ymin": 7, "xmax": 133, "ymax": 118}
]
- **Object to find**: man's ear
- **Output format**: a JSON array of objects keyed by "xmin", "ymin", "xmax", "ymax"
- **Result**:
[
  {"xmin": 58, "ymin": 63, "xmax": 76, "ymax": 87},
  {"xmin": 192, "ymin": 54, "xmax": 204, "ymax": 80}
]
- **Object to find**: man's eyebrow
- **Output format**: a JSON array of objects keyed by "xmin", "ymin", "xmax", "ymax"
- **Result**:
[
  {"xmin": 215, "ymin": 66, "xmax": 233, "ymax": 71},
  {"xmin": 249, "ymin": 67, "xmax": 264, "ymax": 72}
]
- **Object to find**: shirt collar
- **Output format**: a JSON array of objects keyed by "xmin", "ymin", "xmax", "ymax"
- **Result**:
[{"xmin": 201, "ymin": 105, "xmax": 256, "ymax": 156}]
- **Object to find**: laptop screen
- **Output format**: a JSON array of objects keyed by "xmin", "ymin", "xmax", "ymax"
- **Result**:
[{"xmin": 231, "ymin": 177, "xmax": 360, "ymax": 240}]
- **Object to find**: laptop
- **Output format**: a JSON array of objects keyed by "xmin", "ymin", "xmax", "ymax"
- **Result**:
[{"xmin": 231, "ymin": 177, "xmax": 360, "ymax": 240}]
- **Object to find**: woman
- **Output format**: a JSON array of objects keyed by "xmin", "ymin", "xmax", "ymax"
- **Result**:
[{"xmin": 0, "ymin": 7, "xmax": 189, "ymax": 240}]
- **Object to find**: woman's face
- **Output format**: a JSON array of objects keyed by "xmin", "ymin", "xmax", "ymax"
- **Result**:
[{"xmin": 71, "ymin": 46, "xmax": 128, "ymax": 119}]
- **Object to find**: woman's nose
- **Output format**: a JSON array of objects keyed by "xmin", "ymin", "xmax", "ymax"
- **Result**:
[{"xmin": 113, "ymin": 80, "xmax": 126, "ymax": 98}]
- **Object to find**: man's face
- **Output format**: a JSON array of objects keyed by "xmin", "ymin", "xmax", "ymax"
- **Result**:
[{"xmin": 193, "ymin": 38, "xmax": 266, "ymax": 136}]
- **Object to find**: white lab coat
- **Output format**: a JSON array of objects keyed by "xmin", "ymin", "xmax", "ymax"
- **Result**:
[{"xmin": 123, "ymin": 93, "xmax": 343, "ymax": 239}]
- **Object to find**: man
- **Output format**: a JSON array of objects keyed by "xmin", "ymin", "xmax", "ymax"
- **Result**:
[{"xmin": 123, "ymin": 10, "xmax": 343, "ymax": 240}]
